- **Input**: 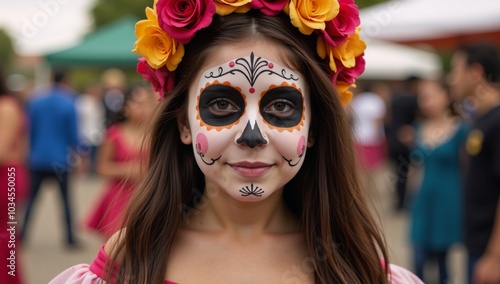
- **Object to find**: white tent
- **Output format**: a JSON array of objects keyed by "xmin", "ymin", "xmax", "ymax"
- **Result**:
[
  {"xmin": 359, "ymin": 0, "xmax": 500, "ymax": 42},
  {"xmin": 361, "ymin": 40, "xmax": 442, "ymax": 80}
]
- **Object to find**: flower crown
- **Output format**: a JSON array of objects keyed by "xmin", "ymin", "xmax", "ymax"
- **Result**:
[{"xmin": 133, "ymin": 0, "xmax": 366, "ymax": 105}]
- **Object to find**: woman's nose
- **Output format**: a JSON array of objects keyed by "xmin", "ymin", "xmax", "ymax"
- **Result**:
[{"xmin": 236, "ymin": 121, "xmax": 268, "ymax": 148}]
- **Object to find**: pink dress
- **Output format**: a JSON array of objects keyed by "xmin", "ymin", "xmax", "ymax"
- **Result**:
[
  {"xmin": 49, "ymin": 245, "xmax": 423, "ymax": 284},
  {"xmin": 0, "ymin": 164, "xmax": 28, "ymax": 284},
  {"xmin": 0, "ymin": 96, "xmax": 29, "ymax": 284},
  {"xmin": 85, "ymin": 125, "xmax": 143, "ymax": 239}
]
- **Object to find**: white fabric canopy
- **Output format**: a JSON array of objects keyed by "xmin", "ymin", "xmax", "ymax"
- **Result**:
[
  {"xmin": 361, "ymin": 40, "xmax": 442, "ymax": 80},
  {"xmin": 359, "ymin": 0, "xmax": 500, "ymax": 42}
]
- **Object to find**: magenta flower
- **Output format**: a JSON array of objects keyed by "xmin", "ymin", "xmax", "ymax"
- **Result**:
[
  {"xmin": 320, "ymin": 0, "xmax": 360, "ymax": 47},
  {"xmin": 333, "ymin": 54, "xmax": 365, "ymax": 85},
  {"xmin": 137, "ymin": 57, "xmax": 176, "ymax": 100},
  {"xmin": 156, "ymin": 0, "xmax": 216, "ymax": 44},
  {"xmin": 249, "ymin": 0, "xmax": 288, "ymax": 16}
]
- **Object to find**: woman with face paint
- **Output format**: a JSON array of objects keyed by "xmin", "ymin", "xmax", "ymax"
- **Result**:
[{"xmin": 50, "ymin": 1, "xmax": 423, "ymax": 283}]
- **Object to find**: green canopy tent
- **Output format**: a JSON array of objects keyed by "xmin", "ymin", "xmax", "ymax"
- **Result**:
[{"xmin": 45, "ymin": 16, "xmax": 139, "ymax": 68}]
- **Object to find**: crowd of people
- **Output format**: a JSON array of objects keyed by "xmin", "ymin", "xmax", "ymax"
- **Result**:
[
  {"xmin": 0, "ymin": 66, "xmax": 157, "ymax": 284},
  {"xmin": 350, "ymin": 43, "xmax": 500, "ymax": 284},
  {"xmin": 0, "ymin": 1, "xmax": 499, "ymax": 283}
]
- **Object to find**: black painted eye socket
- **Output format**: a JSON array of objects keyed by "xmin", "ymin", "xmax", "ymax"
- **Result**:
[
  {"xmin": 264, "ymin": 99, "xmax": 296, "ymax": 117},
  {"xmin": 207, "ymin": 98, "xmax": 239, "ymax": 116},
  {"xmin": 199, "ymin": 84, "xmax": 245, "ymax": 126},
  {"xmin": 260, "ymin": 86, "xmax": 303, "ymax": 128}
]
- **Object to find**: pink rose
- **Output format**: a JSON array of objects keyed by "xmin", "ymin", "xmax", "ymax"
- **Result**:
[
  {"xmin": 333, "ymin": 54, "xmax": 365, "ymax": 85},
  {"xmin": 320, "ymin": 0, "xmax": 360, "ymax": 47},
  {"xmin": 137, "ymin": 57, "xmax": 176, "ymax": 100},
  {"xmin": 156, "ymin": 0, "xmax": 216, "ymax": 44},
  {"xmin": 249, "ymin": 0, "xmax": 288, "ymax": 16}
]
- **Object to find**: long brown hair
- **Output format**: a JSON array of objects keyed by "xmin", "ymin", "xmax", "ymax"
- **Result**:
[{"xmin": 110, "ymin": 11, "xmax": 389, "ymax": 283}]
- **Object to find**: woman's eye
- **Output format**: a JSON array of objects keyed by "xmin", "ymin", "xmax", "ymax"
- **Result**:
[
  {"xmin": 208, "ymin": 98, "xmax": 239, "ymax": 115},
  {"xmin": 265, "ymin": 99, "xmax": 295, "ymax": 117}
]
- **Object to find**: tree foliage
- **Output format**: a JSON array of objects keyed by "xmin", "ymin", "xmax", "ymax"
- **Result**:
[
  {"xmin": 0, "ymin": 29, "xmax": 14, "ymax": 70},
  {"xmin": 356, "ymin": 0, "xmax": 388, "ymax": 9},
  {"xmin": 92, "ymin": 0, "xmax": 151, "ymax": 28}
]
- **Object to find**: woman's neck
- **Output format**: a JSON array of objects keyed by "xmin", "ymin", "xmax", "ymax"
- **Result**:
[
  {"xmin": 186, "ymin": 188, "xmax": 298, "ymax": 239},
  {"xmin": 425, "ymin": 113, "xmax": 454, "ymax": 124},
  {"xmin": 123, "ymin": 120, "xmax": 146, "ymax": 133}
]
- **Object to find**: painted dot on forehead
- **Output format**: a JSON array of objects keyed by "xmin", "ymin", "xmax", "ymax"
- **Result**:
[
  {"xmin": 268, "ymin": 62, "xmax": 274, "ymax": 69},
  {"xmin": 249, "ymin": 87, "xmax": 255, "ymax": 94},
  {"xmin": 229, "ymin": 61, "xmax": 235, "ymax": 68}
]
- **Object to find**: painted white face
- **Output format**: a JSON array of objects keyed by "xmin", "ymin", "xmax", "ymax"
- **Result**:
[{"xmin": 182, "ymin": 44, "xmax": 312, "ymax": 202}]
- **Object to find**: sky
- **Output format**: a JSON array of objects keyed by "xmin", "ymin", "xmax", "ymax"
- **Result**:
[{"xmin": 0, "ymin": 0, "xmax": 96, "ymax": 56}]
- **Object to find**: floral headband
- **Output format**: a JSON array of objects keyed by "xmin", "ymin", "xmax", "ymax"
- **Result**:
[{"xmin": 133, "ymin": 0, "xmax": 366, "ymax": 106}]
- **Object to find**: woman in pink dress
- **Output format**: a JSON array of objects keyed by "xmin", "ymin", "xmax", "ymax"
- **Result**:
[
  {"xmin": 0, "ymin": 67, "xmax": 28, "ymax": 284},
  {"xmin": 52, "ymin": 1, "xmax": 423, "ymax": 283},
  {"xmin": 84, "ymin": 85, "xmax": 156, "ymax": 239}
]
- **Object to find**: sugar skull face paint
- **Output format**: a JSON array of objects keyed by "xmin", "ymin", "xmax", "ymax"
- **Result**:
[
  {"xmin": 195, "ymin": 132, "xmax": 221, "ymax": 165},
  {"xmin": 183, "ymin": 44, "xmax": 312, "ymax": 202}
]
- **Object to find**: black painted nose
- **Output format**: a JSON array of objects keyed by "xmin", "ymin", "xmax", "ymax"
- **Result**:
[{"xmin": 237, "ymin": 121, "xmax": 268, "ymax": 148}]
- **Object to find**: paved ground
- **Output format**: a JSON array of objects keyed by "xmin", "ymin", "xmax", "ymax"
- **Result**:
[{"xmin": 17, "ymin": 165, "xmax": 466, "ymax": 284}]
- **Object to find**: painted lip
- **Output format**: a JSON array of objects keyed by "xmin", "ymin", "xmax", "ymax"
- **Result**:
[{"xmin": 228, "ymin": 161, "xmax": 273, "ymax": 177}]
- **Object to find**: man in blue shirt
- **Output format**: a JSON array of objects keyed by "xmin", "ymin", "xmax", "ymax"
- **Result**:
[{"xmin": 21, "ymin": 69, "xmax": 80, "ymax": 247}]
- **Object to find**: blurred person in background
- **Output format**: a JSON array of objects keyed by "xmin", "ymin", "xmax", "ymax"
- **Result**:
[
  {"xmin": 386, "ymin": 76, "xmax": 420, "ymax": 212},
  {"xmin": 407, "ymin": 79, "xmax": 468, "ymax": 284},
  {"xmin": 448, "ymin": 42, "xmax": 500, "ymax": 284},
  {"xmin": 350, "ymin": 82, "xmax": 387, "ymax": 188},
  {"xmin": 5, "ymin": 73, "xmax": 32, "ymax": 105},
  {"xmin": 84, "ymin": 85, "xmax": 155, "ymax": 239},
  {"xmin": 21, "ymin": 69, "xmax": 81, "ymax": 248},
  {"xmin": 76, "ymin": 83, "xmax": 106, "ymax": 176},
  {"xmin": 0, "ymin": 65, "xmax": 28, "ymax": 284},
  {"xmin": 101, "ymin": 68, "xmax": 127, "ymax": 126}
]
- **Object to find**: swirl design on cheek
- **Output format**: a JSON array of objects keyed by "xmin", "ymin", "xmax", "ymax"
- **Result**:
[
  {"xmin": 195, "ymin": 133, "xmax": 221, "ymax": 165},
  {"xmin": 239, "ymin": 183, "xmax": 264, "ymax": 197},
  {"xmin": 282, "ymin": 136, "xmax": 306, "ymax": 167}
]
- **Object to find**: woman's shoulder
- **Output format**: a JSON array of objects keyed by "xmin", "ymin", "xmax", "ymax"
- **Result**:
[
  {"xmin": 49, "ymin": 245, "xmax": 108, "ymax": 284},
  {"xmin": 50, "ymin": 231, "xmax": 124, "ymax": 284},
  {"xmin": 104, "ymin": 124, "xmax": 126, "ymax": 146},
  {"xmin": 105, "ymin": 124, "xmax": 122, "ymax": 136},
  {"xmin": 0, "ymin": 96, "xmax": 22, "ymax": 115},
  {"xmin": 387, "ymin": 263, "xmax": 424, "ymax": 284},
  {"xmin": 48, "ymin": 263, "xmax": 102, "ymax": 284},
  {"xmin": 104, "ymin": 229, "xmax": 125, "ymax": 256}
]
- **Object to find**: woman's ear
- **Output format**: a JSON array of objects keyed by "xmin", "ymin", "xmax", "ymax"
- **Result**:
[
  {"xmin": 307, "ymin": 130, "xmax": 315, "ymax": 147},
  {"xmin": 177, "ymin": 116, "xmax": 192, "ymax": 145}
]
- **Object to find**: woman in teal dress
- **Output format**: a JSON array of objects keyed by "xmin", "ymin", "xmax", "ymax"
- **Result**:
[{"xmin": 409, "ymin": 79, "xmax": 468, "ymax": 284}]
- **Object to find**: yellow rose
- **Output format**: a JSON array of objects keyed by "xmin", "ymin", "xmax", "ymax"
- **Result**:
[
  {"xmin": 332, "ymin": 28, "xmax": 366, "ymax": 68},
  {"xmin": 335, "ymin": 81, "xmax": 355, "ymax": 106},
  {"xmin": 285, "ymin": 0, "xmax": 340, "ymax": 35},
  {"xmin": 316, "ymin": 35, "xmax": 338, "ymax": 72},
  {"xmin": 133, "ymin": 7, "xmax": 185, "ymax": 71},
  {"xmin": 215, "ymin": 0, "xmax": 252, "ymax": 16}
]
